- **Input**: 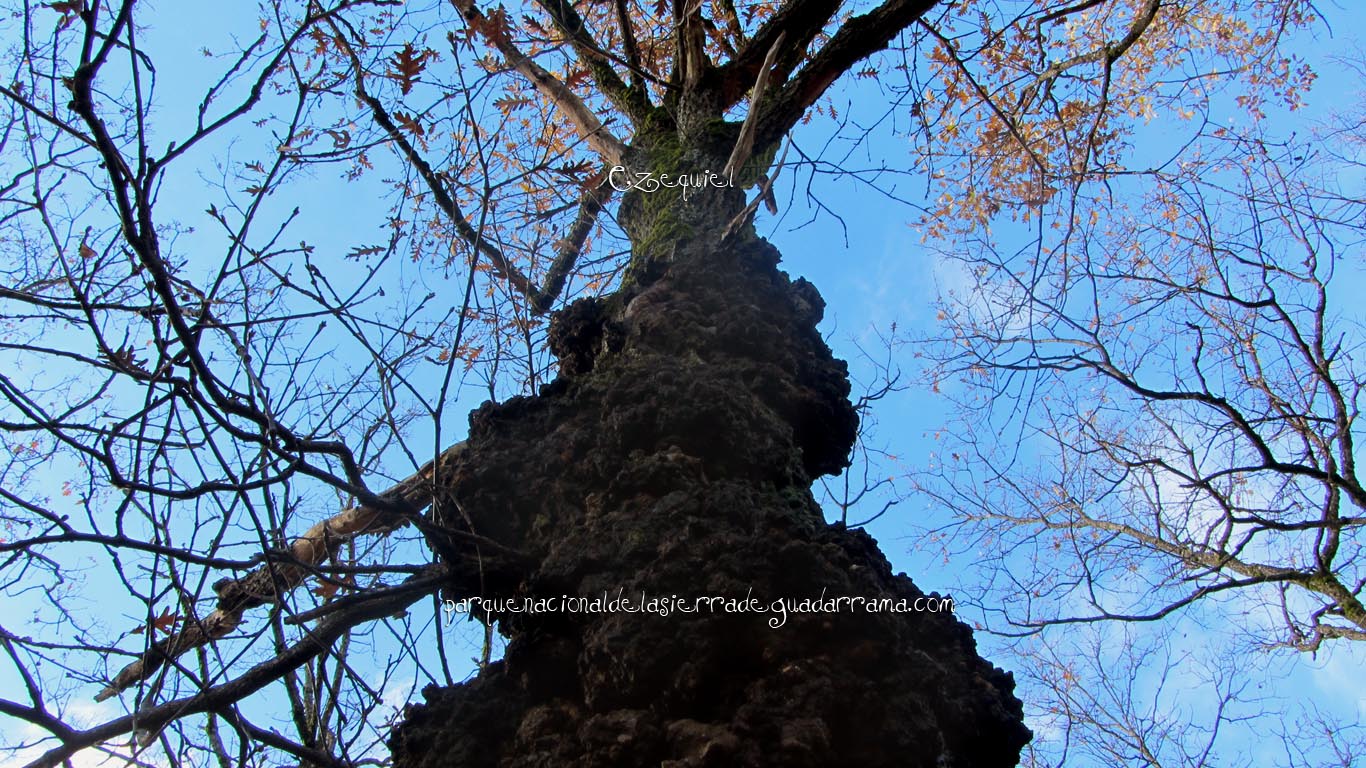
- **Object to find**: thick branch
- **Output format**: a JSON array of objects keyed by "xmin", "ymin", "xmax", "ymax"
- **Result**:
[
  {"xmin": 614, "ymin": 0, "xmax": 647, "ymax": 91},
  {"xmin": 453, "ymin": 0, "xmax": 628, "ymax": 162},
  {"xmin": 93, "ymin": 443, "xmax": 466, "ymax": 702},
  {"xmin": 530, "ymin": 182, "xmax": 614, "ymax": 313},
  {"xmin": 715, "ymin": 0, "xmax": 844, "ymax": 108},
  {"xmin": 755, "ymin": 0, "xmax": 941, "ymax": 148},
  {"xmin": 713, "ymin": 0, "xmax": 749, "ymax": 53},
  {"xmin": 532, "ymin": 0, "xmax": 654, "ymax": 124},
  {"xmin": 675, "ymin": 0, "xmax": 709, "ymax": 90},
  {"xmin": 33, "ymin": 567, "xmax": 466, "ymax": 768}
]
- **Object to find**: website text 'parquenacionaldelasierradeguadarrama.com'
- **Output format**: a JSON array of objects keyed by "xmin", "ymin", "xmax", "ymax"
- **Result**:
[{"xmin": 442, "ymin": 588, "xmax": 955, "ymax": 629}]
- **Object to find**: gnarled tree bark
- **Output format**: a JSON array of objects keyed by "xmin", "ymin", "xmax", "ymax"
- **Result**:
[{"xmin": 391, "ymin": 127, "xmax": 1030, "ymax": 767}]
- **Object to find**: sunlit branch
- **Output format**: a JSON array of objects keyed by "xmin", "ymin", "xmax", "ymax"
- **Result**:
[
  {"xmin": 1015, "ymin": 0, "xmax": 1163, "ymax": 114},
  {"xmin": 661, "ymin": 0, "xmax": 709, "ymax": 93},
  {"xmin": 453, "ymin": 0, "xmax": 630, "ymax": 164},
  {"xmin": 94, "ymin": 443, "xmax": 466, "ymax": 703},
  {"xmin": 26, "ymin": 566, "xmax": 459, "ymax": 768},
  {"xmin": 917, "ymin": 19, "xmax": 1049, "ymax": 177},
  {"xmin": 722, "ymin": 32, "xmax": 785, "ymax": 183}
]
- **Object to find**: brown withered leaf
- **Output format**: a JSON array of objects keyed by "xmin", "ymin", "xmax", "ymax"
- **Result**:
[
  {"xmin": 564, "ymin": 69, "xmax": 592, "ymax": 90},
  {"xmin": 465, "ymin": 7, "xmax": 513, "ymax": 48},
  {"xmin": 389, "ymin": 43, "xmax": 430, "ymax": 96},
  {"xmin": 494, "ymin": 95, "xmax": 534, "ymax": 114},
  {"xmin": 554, "ymin": 160, "xmax": 595, "ymax": 178},
  {"xmin": 393, "ymin": 111, "xmax": 425, "ymax": 138},
  {"xmin": 522, "ymin": 14, "xmax": 546, "ymax": 34},
  {"xmin": 130, "ymin": 607, "xmax": 179, "ymax": 636},
  {"xmin": 324, "ymin": 129, "xmax": 351, "ymax": 149},
  {"xmin": 103, "ymin": 344, "xmax": 148, "ymax": 374},
  {"xmin": 312, "ymin": 574, "xmax": 356, "ymax": 600},
  {"xmin": 580, "ymin": 168, "xmax": 608, "ymax": 190},
  {"xmin": 47, "ymin": 1, "xmax": 81, "ymax": 29},
  {"xmin": 347, "ymin": 245, "xmax": 385, "ymax": 260},
  {"xmin": 481, "ymin": 7, "xmax": 513, "ymax": 45}
]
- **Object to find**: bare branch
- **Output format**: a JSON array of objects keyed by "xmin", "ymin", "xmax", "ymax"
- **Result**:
[
  {"xmin": 94, "ymin": 443, "xmax": 465, "ymax": 702},
  {"xmin": 530, "ymin": 182, "xmax": 615, "ymax": 313},
  {"xmin": 29, "ymin": 567, "xmax": 458, "ymax": 768},
  {"xmin": 452, "ymin": 0, "xmax": 637, "ymax": 152}
]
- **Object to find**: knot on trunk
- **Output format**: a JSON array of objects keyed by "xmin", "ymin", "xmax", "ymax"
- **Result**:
[{"xmin": 549, "ymin": 297, "xmax": 625, "ymax": 378}]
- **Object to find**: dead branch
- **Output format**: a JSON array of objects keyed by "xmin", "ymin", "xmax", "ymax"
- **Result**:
[
  {"xmin": 723, "ymin": 32, "xmax": 786, "ymax": 184},
  {"xmin": 722, "ymin": 141, "xmax": 789, "ymax": 240},
  {"xmin": 755, "ymin": 0, "xmax": 941, "ymax": 148}
]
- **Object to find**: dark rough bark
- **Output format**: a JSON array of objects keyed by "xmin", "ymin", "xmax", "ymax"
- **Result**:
[{"xmin": 390, "ymin": 151, "xmax": 1030, "ymax": 765}]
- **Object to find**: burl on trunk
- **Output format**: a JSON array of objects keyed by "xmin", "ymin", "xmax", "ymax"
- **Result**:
[{"xmin": 390, "ymin": 136, "xmax": 1030, "ymax": 767}]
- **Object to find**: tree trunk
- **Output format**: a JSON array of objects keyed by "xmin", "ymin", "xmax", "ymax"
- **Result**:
[{"xmin": 390, "ymin": 133, "xmax": 1030, "ymax": 767}]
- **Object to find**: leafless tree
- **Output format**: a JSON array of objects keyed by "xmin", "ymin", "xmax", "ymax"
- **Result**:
[
  {"xmin": 916, "ymin": 32, "xmax": 1366, "ymax": 767},
  {"xmin": 924, "ymin": 122, "xmax": 1365, "ymax": 645}
]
